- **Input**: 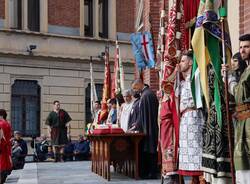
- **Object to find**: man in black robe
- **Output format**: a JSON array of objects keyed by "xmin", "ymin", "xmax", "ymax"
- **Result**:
[
  {"xmin": 45, "ymin": 100, "xmax": 72, "ymax": 162},
  {"xmin": 127, "ymin": 92, "xmax": 141, "ymax": 132},
  {"xmin": 131, "ymin": 79, "xmax": 159, "ymax": 179}
]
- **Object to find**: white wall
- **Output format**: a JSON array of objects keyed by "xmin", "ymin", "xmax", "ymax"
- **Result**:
[{"xmin": 228, "ymin": 0, "xmax": 240, "ymax": 54}]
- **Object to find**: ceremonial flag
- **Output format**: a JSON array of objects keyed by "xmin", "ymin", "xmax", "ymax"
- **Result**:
[
  {"xmin": 99, "ymin": 46, "xmax": 111, "ymax": 123},
  {"xmin": 118, "ymin": 45, "xmax": 125, "ymax": 93},
  {"xmin": 160, "ymin": 0, "xmax": 186, "ymax": 173},
  {"xmin": 90, "ymin": 58, "xmax": 98, "ymax": 118},
  {"xmin": 183, "ymin": 0, "xmax": 200, "ymax": 49},
  {"xmin": 111, "ymin": 41, "xmax": 124, "ymax": 99},
  {"xmin": 156, "ymin": 0, "xmax": 167, "ymax": 72},
  {"xmin": 163, "ymin": 0, "xmax": 186, "ymax": 85},
  {"xmin": 191, "ymin": 0, "xmax": 231, "ymax": 127},
  {"xmin": 191, "ymin": 56, "xmax": 203, "ymax": 108},
  {"xmin": 130, "ymin": 32, "xmax": 155, "ymax": 69}
]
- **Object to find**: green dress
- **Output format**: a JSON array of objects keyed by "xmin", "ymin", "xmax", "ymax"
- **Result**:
[
  {"xmin": 45, "ymin": 109, "xmax": 72, "ymax": 146},
  {"xmin": 233, "ymin": 66, "xmax": 250, "ymax": 170}
]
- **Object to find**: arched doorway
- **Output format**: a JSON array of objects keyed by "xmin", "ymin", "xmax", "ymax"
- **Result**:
[{"xmin": 11, "ymin": 80, "xmax": 41, "ymax": 137}]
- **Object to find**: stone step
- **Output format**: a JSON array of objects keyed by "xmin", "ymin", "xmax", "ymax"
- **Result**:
[{"xmin": 5, "ymin": 163, "xmax": 38, "ymax": 184}]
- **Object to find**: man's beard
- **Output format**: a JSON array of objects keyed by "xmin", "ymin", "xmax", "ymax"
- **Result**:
[
  {"xmin": 243, "ymin": 54, "xmax": 250, "ymax": 66},
  {"xmin": 241, "ymin": 52, "xmax": 250, "ymax": 62}
]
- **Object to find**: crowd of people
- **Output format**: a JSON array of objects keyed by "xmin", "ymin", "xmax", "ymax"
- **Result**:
[
  {"xmin": 88, "ymin": 34, "xmax": 250, "ymax": 183},
  {"xmin": 31, "ymin": 134, "xmax": 90, "ymax": 163},
  {"xmin": 0, "ymin": 34, "xmax": 249, "ymax": 184},
  {"xmin": 90, "ymin": 80, "xmax": 159, "ymax": 179}
]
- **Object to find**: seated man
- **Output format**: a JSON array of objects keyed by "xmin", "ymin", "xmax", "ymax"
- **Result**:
[
  {"xmin": 33, "ymin": 135, "xmax": 49, "ymax": 162},
  {"xmin": 63, "ymin": 139, "xmax": 75, "ymax": 161},
  {"xmin": 11, "ymin": 131, "xmax": 28, "ymax": 170},
  {"xmin": 73, "ymin": 135, "xmax": 90, "ymax": 161}
]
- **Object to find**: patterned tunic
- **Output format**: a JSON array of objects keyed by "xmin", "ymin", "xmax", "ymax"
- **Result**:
[{"xmin": 178, "ymin": 74, "xmax": 204, "ymax": 174}]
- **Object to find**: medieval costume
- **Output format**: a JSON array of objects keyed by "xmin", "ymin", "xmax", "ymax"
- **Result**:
[
  {"xmin": 228, "ymin": 64, "xmax": 250, "ymax": 183},
  {"xmin": 178, "ymin": 74, "xmax": 204, "ymax": 176},
  {"xmin": 46, "ymin": 109, "xmax": 71, "ymax": 162},
  {"xmin": 45, "ymin": 109, "xmax": 72, "ymax": 146},
  {"xmin": 0, "ymin": 119, "xmax": 12, "ymax": 184}
]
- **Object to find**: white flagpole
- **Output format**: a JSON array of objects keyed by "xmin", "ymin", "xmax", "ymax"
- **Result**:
[
  {"xmin": 118, "ymin": 43, "xmax": 125, "ymax": 93},
  {"xmin": 90, "ymin": 56, "xmax": 98, "ymax": 119}
]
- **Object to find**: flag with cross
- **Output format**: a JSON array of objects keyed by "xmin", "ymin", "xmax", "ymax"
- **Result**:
[{"xmin": 130, "ymin": 32, "xmax": 155, "ymax": 69}]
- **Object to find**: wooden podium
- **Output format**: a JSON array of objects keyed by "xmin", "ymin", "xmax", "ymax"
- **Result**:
[{"xmin": 88, "ymin": 133, "xmax": 145, "ymax": 181}]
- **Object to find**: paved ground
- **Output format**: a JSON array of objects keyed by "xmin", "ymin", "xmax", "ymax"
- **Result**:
[{"xmin": 5, "ymin": 161, "xmax": 162, "ymax": 184}]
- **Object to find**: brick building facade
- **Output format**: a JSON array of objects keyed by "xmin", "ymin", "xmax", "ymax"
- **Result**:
[
  {"xmin": 133, "ymin": 0, "xmax": 161, "ymax": 93},
  {"xmin": 48, "ymin": 0, "xmax": 80, "ymax": 28},
  {"xmin": 239, "ymin": 0, "xmax": 250, "ymax": 35},
  {"xmin": 0, "ymin": 0, "xmax": 135, "ymax": 139},
  {"xmin": 116, "ymin": 0, "xmax": 135, "ymax": 33},
  {"xmin": 0, "ymin": 0, "xmax": 4, "ymax": 19}
]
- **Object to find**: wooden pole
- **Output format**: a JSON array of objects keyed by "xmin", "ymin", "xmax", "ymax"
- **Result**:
[
  {"xmin": 159, "ymin": 1, "xmax": 166, "ymax": 183},
  {"xmin": 220, "ymin": 5, "xmax": 236, "ymax": 184}
]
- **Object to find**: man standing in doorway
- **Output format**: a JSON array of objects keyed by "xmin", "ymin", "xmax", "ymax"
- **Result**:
[{"xmin": 46, "ymin": 100, "xmax": 72, "ymax": 162}]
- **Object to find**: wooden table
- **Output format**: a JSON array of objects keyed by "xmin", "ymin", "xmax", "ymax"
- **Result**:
[{"xmin": 88, "ymin": 133, "xmax": 145, "ymax": 181}]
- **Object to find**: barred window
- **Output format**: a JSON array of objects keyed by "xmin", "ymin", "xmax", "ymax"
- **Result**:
[{"xmin": 11, "ymin": 80, "xmax": 41, "ymax": 137}]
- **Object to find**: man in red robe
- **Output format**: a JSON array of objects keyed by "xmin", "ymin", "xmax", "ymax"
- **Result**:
[{"xmin": 0, "ymin": 109, "xmax": 12, "ymax": 184}]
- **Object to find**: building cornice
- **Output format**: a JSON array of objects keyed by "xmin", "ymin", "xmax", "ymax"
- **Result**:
[{"xmin": 0, "ymin": 29, "xmax": 131, "ymax": 45}]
